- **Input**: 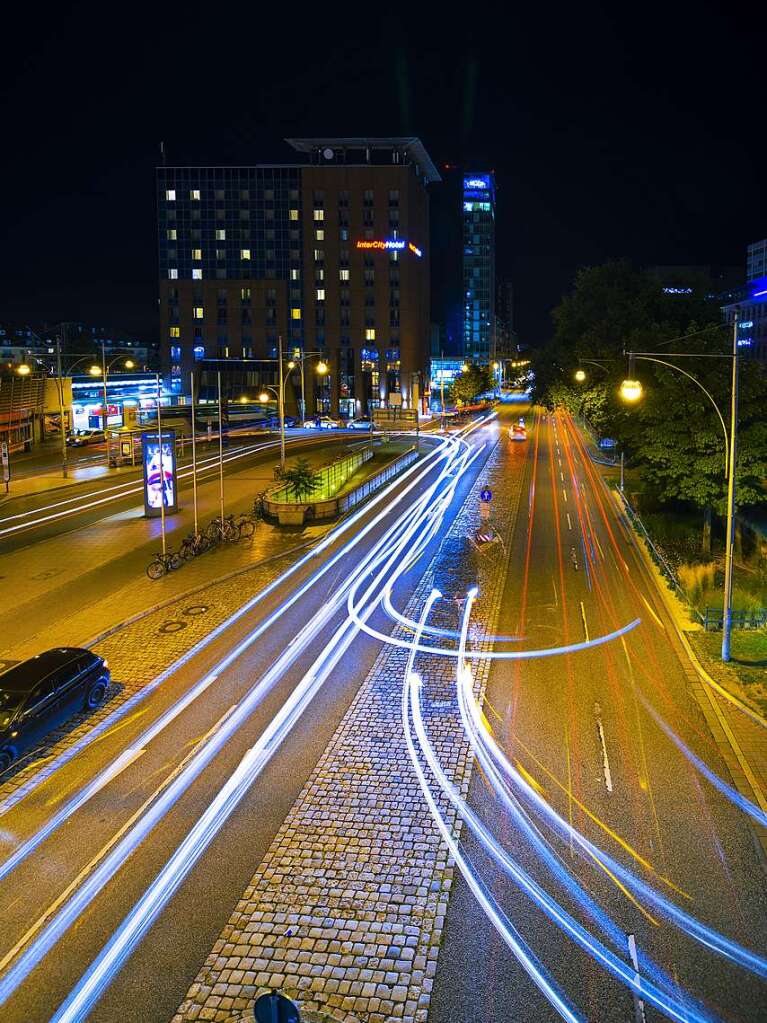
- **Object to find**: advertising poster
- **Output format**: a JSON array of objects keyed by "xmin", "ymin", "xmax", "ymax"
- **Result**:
[{"xmin": 141, "ymin": 430, "xmax": 178, "ymax": 517}]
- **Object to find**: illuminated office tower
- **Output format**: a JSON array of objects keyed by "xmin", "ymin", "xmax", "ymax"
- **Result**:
[{"xmin": 462, "ymin": 173, "xmax": 496, "ymax": 364}]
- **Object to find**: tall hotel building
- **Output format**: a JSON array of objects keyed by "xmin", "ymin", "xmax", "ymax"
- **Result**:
[
  {"xmin": 156, "ymin": 138, "xmax": 438, "ymax": 416},
  {"xmin": 462, "ymin": 173, "xmax": 496, "ymax": 364}
]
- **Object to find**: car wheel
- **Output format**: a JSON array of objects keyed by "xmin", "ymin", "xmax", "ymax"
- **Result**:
[
  {"xmin": 84, "ymin": 679, "xmax": 108, "ymax": 711},
  {"xmin": 0, "ymin": 749, "xmax": 14, "ymax": 774}
]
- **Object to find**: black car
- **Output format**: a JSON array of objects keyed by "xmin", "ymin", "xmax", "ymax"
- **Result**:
[{"xmin": 0, "ymin": 648, "xmax": 110, "ymax": 772}]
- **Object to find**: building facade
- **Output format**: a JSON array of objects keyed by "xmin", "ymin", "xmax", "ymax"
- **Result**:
[
  {"xmin": 462, "ymin": 173, "xmax": 496, "ymax": 364},
  {"xmin": 156, "ymin": 138, "xmax": 438, "ymax": 418}
]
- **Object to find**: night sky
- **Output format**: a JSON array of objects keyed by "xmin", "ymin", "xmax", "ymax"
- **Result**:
[{"xmin": 1, "ymin": 1, "xmax": 764, "ymax": 345}]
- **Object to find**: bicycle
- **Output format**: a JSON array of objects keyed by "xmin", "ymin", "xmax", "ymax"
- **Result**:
[
  {"xmin": 146, "ymin": 550, "xmax": 182, "ymax": 580},
  {"xmin": 253, "ymin": 493, "xmax": 267, "ymax": 521},
  {"xmin": 235, "ymin": 512, "xmax": 256, "ymax": 540},
  {"xmin": 179, "ymin": 531, "xmax": 209, "ymax": 560},
  {"xmin": 205, "ymin": 514, "xmax": 240, "ymax": 544}
]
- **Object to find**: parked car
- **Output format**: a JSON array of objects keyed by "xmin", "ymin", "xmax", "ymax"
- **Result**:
[
  {"xmin": 347, "ymin": 417, "xmax": 374, "ymax": 431},
  {"xmin": 67, "ymin": 428, "xmax": 106, "ymax": 447},
  {"xmin": 302, "ymin": 416, "xmax": 342, "ymax": 430},
  {"xmin": 0, "ymin": 648, "xmax": 110, "ymax": 772}
]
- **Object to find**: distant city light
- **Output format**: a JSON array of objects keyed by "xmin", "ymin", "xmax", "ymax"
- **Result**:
[
  {"xmin": 408, "ymin": 242, "xmax": 422, "ymax": 257},
  {"xmin": 737, "ymin": 338, "xmax": 753, "ymax": 347},
  {"xmin": 663, "ymin": 286, "xmax": 693, "ymax": 294},
  {"xmin": 464, "ymin": 177, "xmax": 489, "ymax": 189},
  {"xmin": 739, "ymin": 321, "xmax": 754, "ymax": 328}
]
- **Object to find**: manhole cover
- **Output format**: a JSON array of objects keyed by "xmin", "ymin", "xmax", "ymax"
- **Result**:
[
  {"xmin": 183, "ymin": 604, "xmax": 210, "ymax": 616},
  {"xmin": 158, "ymin": 620, "xmax": 188, "ymax": 634}
]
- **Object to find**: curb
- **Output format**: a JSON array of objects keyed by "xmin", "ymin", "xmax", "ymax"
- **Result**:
[{"xmin": 612, "ymin": 489, "xmax": 767, "ymax": 731}]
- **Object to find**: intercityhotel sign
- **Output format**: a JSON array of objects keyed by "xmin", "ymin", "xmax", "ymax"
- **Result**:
[{"xmin": 355, "ymin": 239, "xmax": 423, "ymax": 257}]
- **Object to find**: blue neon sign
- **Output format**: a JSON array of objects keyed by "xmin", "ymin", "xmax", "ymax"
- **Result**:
[
  {"xmin": 739, "ymin": 321, "xmax": 754, "ymax": 329},
  {"xmin": 464, "ymin": 176, "xmax": 490, "ymax": 189}
]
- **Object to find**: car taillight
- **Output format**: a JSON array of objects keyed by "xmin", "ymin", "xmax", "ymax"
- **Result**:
[{"xmin": 102, "ymin": 659, "xmax": 109, "ymax": 670}]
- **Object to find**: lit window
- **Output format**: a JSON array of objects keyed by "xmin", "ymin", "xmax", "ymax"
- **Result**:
[
  {"xmin": 192, "ymin": 248, "xmax": 202, "ymax": 260},
  {"xmin": 316, "ymin": 289, "xmax": 325, "ymax": 301},
  {"xmin": 192, "ymin": 268, "xmax": 203, "ymax": 279},
  {"xmin": 314, "ymin": 209, "xmax": 324, "ymax": 221},
  {"xmin": 215, "ymin": 249, "xmax": 225, "ymax": 260},
  {"xmin": 241, "ymin": 249, "xmax": 251, "ymax": 260},
  {"xmin": 166, "ymin": 229, "xmax": 177, "ymax": 240},
  {"xmin": 190, "ymin": 189, "xmax": 200, "ymax": 200},
  {"xmin": 340, "ymin": 269, "xmax": 350, "ymax": 281},
  {"xmin": 216, "ymin": 229, "xmax": 226, "ymax": 240},
  {"xmin": 193, "ymin": 307, "xmax": 204, "ymax": 319},
  {"xmin": 289, "ymin": 209, "xmax": 299, "ymax": 221},
  {"xmin": 170, "ymin": 327, "xmax": 180, "ymax": 337},
  {"xmin": 170, "ymin": 345, "xmax": 181, "ymax": 361},
  {"xmin": 291, "ymin": 308, "xmax": 301, "ymax": 320},
  {"xmin": 316, "ymin": 229, "xmax": 324, "ymax": 241},
  {"xmin": 166, "ymin": 189, "xmax": 176, "ymax": 201},
  {"xmin": 193, "ymin": 345, "xmax": 205, "ymax": 361},
  {"xmin": 316, "ymin": 268, "xmax": 325, "ymax": 281},
  {"xmin": 314, "ymin": 249, "xmax": 324, "ymax": 261},
  {"xmin": 366, "ymin": 328, "xmax": 376, "ymax": 340},
  {"xmin": 290, "ymin": 269, "xmax": 300, "ymax": 280},
  {"xmin": 168, "ymin": 269, "xmax": 178, "ymax": 279},
  {"xmin": 241, "ymin": 287, "xmax": 251, "ymax": 300}
]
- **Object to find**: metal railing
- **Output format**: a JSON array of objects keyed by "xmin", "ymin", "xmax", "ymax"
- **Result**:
[
  {"xmin": 617, "ymin": 490, "xmax": 704, "ymax": 624},
  {"xmin": 339, "ymin": 445, "xmax": 419, "ymax": 513},
  {"xmin": 703, "ymin": 607, "xmax": 767, "ymax": 631},
  {"xmin": 269, "ymin": 444, "xmax": 373, "ymax": 505}
]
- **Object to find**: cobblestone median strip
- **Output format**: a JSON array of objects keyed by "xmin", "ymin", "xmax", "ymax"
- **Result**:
[
  {"xmin": 172, "ymin": 436, "xmax": 529, "ymax": 1023},
  {"xmin": 0, "ymin": 542, "xmax": 316, "ymax": 807}
]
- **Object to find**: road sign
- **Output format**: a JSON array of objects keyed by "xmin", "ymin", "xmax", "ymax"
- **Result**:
[
  {"xmin": 254, "ymin": 993, "xmax": 301, "ymax": 1023},
  {"xmin": 480, "ymin": 487, "xmax": 492, "ymax": 502},
  {"xmin": 1, "ymin": 442, "xmax": 9, "ymax": 486}
]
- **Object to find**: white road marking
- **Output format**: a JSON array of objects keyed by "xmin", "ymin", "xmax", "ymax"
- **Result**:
[
  {"xmin": 579, "ymin": 601, "xmax": 590, "ymax": 642},
  {"xmin": 560, "ymin": 471, "xmax": 564, "ymax": 482},
  {"xmin": 562, "ymin": 488, "xmax": 567, "ymax": 503},
  {"xmin": 566, "ymin": 512, "xmax": 572, "ymax": 530},
  {"xmin": 627, "ymin": 933, "xmax": 647, "ymax": 1023},
  {"xmin": 594, "ymin": 703, "xmax": 613, "ymax": 793}
]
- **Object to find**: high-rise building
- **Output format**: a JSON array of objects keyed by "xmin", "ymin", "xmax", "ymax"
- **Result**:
[
  {"xmin": 747, "ymin": 239, "xmax": 767, "ymax": 283},
  {"xmin": 462, "ymin": 173, "xmax": 496, "ymax": 364},
  {"xmin": 156, "ymin": 138, "xmax": 438, "ymax": 417}
]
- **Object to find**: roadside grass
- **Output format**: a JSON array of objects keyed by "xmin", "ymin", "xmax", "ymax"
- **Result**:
[{"xmin": 690, "ymin": 629, "xmax": 767, "ymax": 715}]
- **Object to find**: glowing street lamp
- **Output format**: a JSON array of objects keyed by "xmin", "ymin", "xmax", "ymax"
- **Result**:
[
  {"xmin": 16, "ymin": 363, "xmax": 31, "ymax": 376},
  {"xmin": 89, "ymin": 364, "xmax": 102, "ymax": 377},
  {"xmin": 620, "ymin": 378, "xmax": 643, "ymax": 402},
  {"xmin": 316, "ymin": 360, "xmax": 328, "ymax": 375},
  {"xmin": 258, "ymin": 391, "xmax": 270, "ymax": 404},
  {"xmin": 574, "ymin": 369, "xmax": 587, "ymax": 383}
]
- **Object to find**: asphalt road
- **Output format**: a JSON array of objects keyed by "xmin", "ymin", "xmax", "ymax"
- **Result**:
[
  {"xmin": 0, "ymin": 413, "xmax": 499, "ymax": 1023},
  {"xmin": 429, "ymin": 410, "xmax": 767, "ymax": 1022},
  {"xmin": 0, "ymin": 431, "xmax": 371, "ymax": 658}
]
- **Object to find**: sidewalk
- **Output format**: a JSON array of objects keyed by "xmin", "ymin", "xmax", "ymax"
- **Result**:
[{"xmin": 0, "ymin": 445, "xmax": 337, "ymax": 663}]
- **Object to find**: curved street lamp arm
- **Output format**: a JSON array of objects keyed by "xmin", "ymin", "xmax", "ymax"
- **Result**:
[{"xmin": 635, "ymin": 355, "xmax": 729, "ymax": 477}]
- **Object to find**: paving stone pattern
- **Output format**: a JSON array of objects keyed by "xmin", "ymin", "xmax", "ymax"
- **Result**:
[
  {"xmin": 172, "ymin": 437, "xmax": 530, "ymax": 1023},
  {"xmin": 0, "ymin": 546, "xmax": 310, "ymax": 805}
]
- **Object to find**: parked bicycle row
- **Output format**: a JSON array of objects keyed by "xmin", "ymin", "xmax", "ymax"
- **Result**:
[{"xmin": 145, "ymin": 494, "xmax": 268, "ymax": 580}]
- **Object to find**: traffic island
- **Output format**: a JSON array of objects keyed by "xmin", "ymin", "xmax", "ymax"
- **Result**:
[{"xmin": 264, "ymin": 441, "xmax": 420, "ymax": 526}]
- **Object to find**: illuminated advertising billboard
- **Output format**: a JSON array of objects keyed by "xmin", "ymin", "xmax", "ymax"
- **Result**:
[{"xmin": 141, "ymin": 430, "xmax": 178, "ymax": 517}]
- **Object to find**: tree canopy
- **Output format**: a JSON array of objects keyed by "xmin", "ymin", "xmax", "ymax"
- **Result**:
[
  {"xmin": 450, "ymin": 364, "xmax": 495, "ymax": 405},
  {"xmin": 533, "ymin": 260, "xmax": 767, "ymax": 528}
]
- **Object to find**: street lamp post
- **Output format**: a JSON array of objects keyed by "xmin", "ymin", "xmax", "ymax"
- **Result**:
[
  {"xmin": 56, "ymin": 338, "xmax": 68, "ymax": 478},
  {"xmin": 621, "ymin": 313, "xmax": 740, "ymax": 661},
  {"xmin": 278, "ymin": 335, "xmax": 286, "ymax": 470}
]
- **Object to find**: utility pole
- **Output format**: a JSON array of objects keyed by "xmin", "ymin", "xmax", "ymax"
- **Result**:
[
  {"xmin": 278, "ymin": 334, "xmax": 286, "ymax": 471},
  {"xmin": 721, "ymin": 310, "xmax": 740, "ymax": 662},
  {"xmin": 157, "ymin": 374, "xmax": 167, "ymax": 556},
  {"xmin": 190, "ymin": 370, "xmax": 199, "ymax": 535},
  {"xmin": 440, "ymin": 349, "xmax": 445, "ymax": 432},
  {"xmin": 101, "ymin": 341, "xmax": 109, "ymax": 432},
  {"xmin": 56, "ymin": 333, "xmax": 69, "ymax": 479},
  {"xmin": 217, "ymin": 370, "xmax": 225, "ymax": 525}
]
